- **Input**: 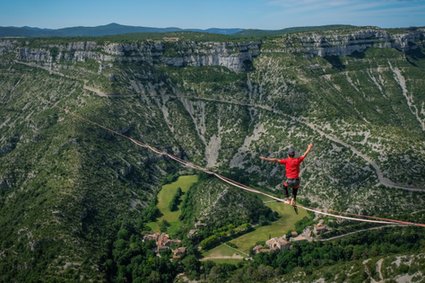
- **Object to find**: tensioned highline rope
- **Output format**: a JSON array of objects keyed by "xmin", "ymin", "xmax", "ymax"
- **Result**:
[{"xmin": 61, "ymin": 106, "xmax": 425, "ymax": 228}]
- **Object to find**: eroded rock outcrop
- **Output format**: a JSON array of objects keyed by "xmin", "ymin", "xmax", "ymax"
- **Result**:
[
  {"xmin": 5, "ymin": 27, "xmax": 425, "ymax": 72},
  {"xmin": 279, "ymin": 28, "xmax": 425, "ymax": 56},
  {"xmin": 14, "ymin": 40, "xmax": 260, "ymax": 72}
]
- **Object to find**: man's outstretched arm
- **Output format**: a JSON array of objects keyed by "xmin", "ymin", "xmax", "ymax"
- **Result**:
[
  {"xmin": 260, "ymin": 156, "xmax": 280, "ymax": 163},
  {"xmin": 302, "ymin": 144, "xmax": 313, "ymax": 158}
]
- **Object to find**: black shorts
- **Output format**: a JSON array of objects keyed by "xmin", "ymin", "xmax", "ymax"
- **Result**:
[{"xmin": 283, "ymin": 178, "xmax": 300, "ymax": 189}]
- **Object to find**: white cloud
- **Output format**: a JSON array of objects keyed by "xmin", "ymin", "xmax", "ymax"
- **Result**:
[
  {"xmin": 266, "ymin": 0, "xmax": 425, "ymax": 10},
  {"xmin": 261, "ymin": 0, "xmax": 425, "ymax": 28}
]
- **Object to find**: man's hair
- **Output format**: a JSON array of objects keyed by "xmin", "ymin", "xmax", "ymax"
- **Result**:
[{"xmin": 288, "ymin": 148, "xmax": 295, "ymax": 157}]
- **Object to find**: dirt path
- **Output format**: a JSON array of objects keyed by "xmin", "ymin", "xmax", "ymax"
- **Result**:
[
  {"xmin": 201, "ymin": 243, "xmax": 251, "ymax": 262},
  {"xmin": 223, "ymin": 243, "xmax": 250, "ymax": 257},
  {"xmin": 318, "ymin": 225, "xmax": 398, "ymax": 242},
  {"xmin": 82, "ymin": 85, "xmax": 138, "ymax": 97},
  {"xmin": 299, "ymin": 118, "xmax": 423, "ymax": 192},
  {"xmin": 15, "ymin": 60, "xmax": 77, "ymax": 81},
  {"xmin": 15, "ymin": 61, "xmax": 136, "ymax": 98},
  {"xmin": 200, "ymin": 255, "xmax": 244, "ymax": 261}
]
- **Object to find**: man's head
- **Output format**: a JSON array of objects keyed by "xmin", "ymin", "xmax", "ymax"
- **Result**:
[{"xmin": 287, "ymin": 148, "xmax": 295, "ymax": 157}]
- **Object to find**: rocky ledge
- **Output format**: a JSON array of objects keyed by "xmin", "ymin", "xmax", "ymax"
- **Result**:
[
  {"xmin": 278, "ymin": 28, "xmax": 425, "ymax": 56},
  {"xmin": 2, "ymin": 27, "xmax": 424, "ymax": 72},
  {"xmin": 14, "ymin": 40, "xmax": 260, "ymax": 72}
]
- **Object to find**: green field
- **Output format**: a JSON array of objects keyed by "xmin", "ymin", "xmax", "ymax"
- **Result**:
[
  {"xmin": 150, "ymin": 175, "xmax": 306, "ymax": 262},
  {"xmin": 203, "ymin": 243, "xmax": 247, "ymax": 258},
  {"xmin": 147, "ymin": 175, "xmax": 199, "ymax": 234},
  {"xmin": 229, "ymin": 199, "xmax": 309, "ymax": 252},
  {"xmin": 203, "ymin": 196, "xmax": 309, "ymax": 260}
]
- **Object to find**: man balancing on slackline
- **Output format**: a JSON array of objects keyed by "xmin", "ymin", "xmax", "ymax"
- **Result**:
[{"xmin": 260, "ymin": 144, "xmax": 313, "ymax": 206}]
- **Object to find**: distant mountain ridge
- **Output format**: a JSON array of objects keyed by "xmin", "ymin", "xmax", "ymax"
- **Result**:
[
  {"xmin": 0, "ymin": 23, "xmax": 245, "ymax": 37},
  {"xmin": 3, "ymin": 23, "xmax": 425, "ymax": 38},
  {"xmin": 0, "ymin": 23, "xmax": 368, "ymax": 38}
]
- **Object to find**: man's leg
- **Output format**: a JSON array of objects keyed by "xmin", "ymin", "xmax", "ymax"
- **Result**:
[
  {"xmin": 291, "ymin": 187, "xmax": 298, "ymax": 206},
  {"xmin": 289, "ymin": 179, "xmax": 300, "ymax": 206},
  {"xmin": 283, "ymin": 181, "xmax": 290, "ymax": 200}
]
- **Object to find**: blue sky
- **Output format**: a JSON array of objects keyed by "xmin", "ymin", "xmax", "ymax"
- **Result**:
[{"xmin": 1, "ymin": 0, "xmax": 424, "ymax": 29}]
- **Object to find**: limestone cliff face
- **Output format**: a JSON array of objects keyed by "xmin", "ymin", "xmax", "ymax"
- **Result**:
[
  {"xmin": 5, "ymin": 27, "xmax": 425, "ymax": 72},
  {"xmin": 0, "ymin": 39, "xmax": 17, "ymax": 55},
  {"xmin": 15, "ymin": 40, "xmax": 260, "ymax": 72},
  {"xmin": 278, "ymin": 28, "xmax": 425, "ymax": 56}
]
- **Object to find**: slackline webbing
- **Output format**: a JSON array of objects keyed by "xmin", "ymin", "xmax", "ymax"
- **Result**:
[{"xmin": 60, "ymin": 108, "xmax": 425, "ymax": 228}]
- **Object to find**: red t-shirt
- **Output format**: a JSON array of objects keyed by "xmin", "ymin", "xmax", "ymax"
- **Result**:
[{"xmin": 279, "ymin": 156, "xmax": 305, "ymax": 179}]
